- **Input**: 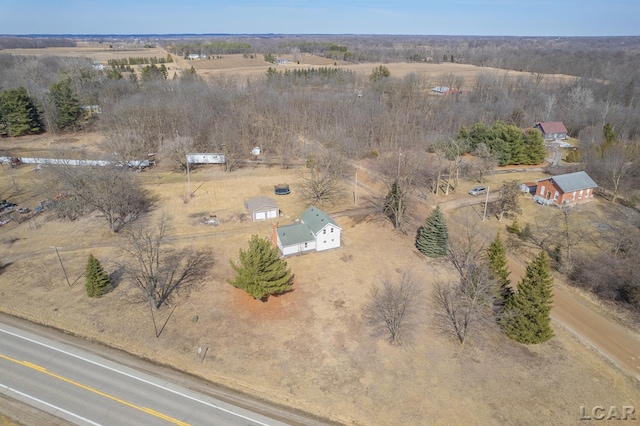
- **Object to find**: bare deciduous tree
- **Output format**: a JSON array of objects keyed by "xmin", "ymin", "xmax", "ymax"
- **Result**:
[
  {"xmin": 300, "ymin": 166, "xmax": 343, "ymax": 205},
  {"xmin": 121, "ymin": 216, "xmax": 212, "ymax": 310},
  {"xmin": 433, "ymin": 264, "xmax": 495, "ymax": 346},
  {"xmin": 493, "ymin": 180, "xmax": 523, "ymax": 221},
  {"xmin": 43, "ymin": 164, "xmax": 151, "ymax": 232},
  {"xmin": 363, "ymin": 270, "xmax": 421, "ymax": 345},
  {"xmin": 160, "ymin": 134, "xmax": 197, "ymax": 172}
]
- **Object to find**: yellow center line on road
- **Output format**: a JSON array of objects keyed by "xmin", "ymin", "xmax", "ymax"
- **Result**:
[{"xmin": 0, "ymin": 353, "xmax": 190, "ymax": 426}]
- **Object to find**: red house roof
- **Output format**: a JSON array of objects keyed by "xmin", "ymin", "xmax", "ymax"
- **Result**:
[{"xmin": 535, "ymin": 121, "xmax": 568, "ymax": 135}]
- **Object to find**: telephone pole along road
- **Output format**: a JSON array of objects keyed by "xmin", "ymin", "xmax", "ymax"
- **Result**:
[{"xmin": 0, "ymin": 314, "xmax": 331, "ymax": 426}]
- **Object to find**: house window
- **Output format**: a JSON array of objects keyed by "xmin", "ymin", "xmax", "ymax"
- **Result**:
[
  {"xmin": 323, "ymin": 229, "xmax": 326, "ymax": 234},
  {"xmin": 585, "ymin": 188, "xmax": 590, "ymax": 197},
  {"xmin": 540, "ymin": 185, "xmax": 546, "ymax": 196},
  {"xmin": 304, "ymin": 242, "xmax": 308, "ymax": 248},
  {"xmin": 323, "ymin": 240, "xmax": 326, "ymax": 244},
  {"xmin": 330, "ymin": 228, "xmax": 333, "ymax": 233},
  {"xmin": 572, "ymin": 191, "xmax": 576, "ymax": 201},
  {"xmin": 554, "ymin": 191, "xmax": 559, "ymax": 200},
  {"xmin": 578, "ymin": 190, "xmax": 583, "ymax": 199}
]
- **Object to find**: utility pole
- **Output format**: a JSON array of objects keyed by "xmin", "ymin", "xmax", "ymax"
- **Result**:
[
  {"xmin": 354, "ymin": 171, "xmax": 358, "ymax": 205},
  {"xmin": 483, "ymin": 186, "xmax": 490, "ymax": 221},
  {"xmin": 186, "ymin": 154, "xmax": 191, "ymax": 195}
]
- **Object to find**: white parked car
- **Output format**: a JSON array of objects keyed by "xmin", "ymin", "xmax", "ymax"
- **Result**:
[{"xmin": 469, "ymin": 186, "xmax": 487, "ymax": 196}]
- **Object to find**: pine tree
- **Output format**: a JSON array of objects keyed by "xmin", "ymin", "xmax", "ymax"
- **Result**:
[
  {"xmin": 416, "ymin": 205, "xmax": 449, "ymax": 257},
  {"xmin": 501, "ymin": 251, "xmax": 554, "ymax": 344},
  {"xmin": 0, "ymin": 87, "xmax": 42, "ymax": 136},
  {"xmin": 49, "ymin": 77, "xmax": 80, "ymax": 131},
  {"xmin": 523, "ymin": 128, "xmax": 546, "ymax": 165},
  {"xmin": 486, "ymin": 232, "xmax": 513, "ymax": 310},
  {"xmin": 85, "ymin": 253, "xmax": 111, "ymax": 298},
  {"xmin": 229, "ymin": 235, "xmax": 293, "ymax": 301},
  {"xmin": 384, "ymin": 180, "xmax": 405, "ymax": 230}
]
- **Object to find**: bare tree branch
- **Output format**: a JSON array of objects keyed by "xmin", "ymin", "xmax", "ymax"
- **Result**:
[
  {"xmin": 121, "ymin": 215, "xmax": 213, "ymax": 309},
  {"xmin": 363, "ymin": 270, "xmax": 421, "ymax": 345}
]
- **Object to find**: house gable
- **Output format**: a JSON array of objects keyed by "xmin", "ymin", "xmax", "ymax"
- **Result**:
[
  {"xmin": 301, "ymin": 206, "xmax": 341, "ymax": 236},
  {"xmin": 534, "ymin": 121, "xmax": 568, "ymax": 140}
]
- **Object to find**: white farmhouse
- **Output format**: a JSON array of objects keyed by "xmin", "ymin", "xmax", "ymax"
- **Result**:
[{"xmin": 276, "ymin": 206, "xmax": 341, "ymax": 256}]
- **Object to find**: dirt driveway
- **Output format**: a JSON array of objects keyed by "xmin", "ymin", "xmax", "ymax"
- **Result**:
[{"xmin": 508, "ymin": 255, "xmax": 640, "ymax": 382}]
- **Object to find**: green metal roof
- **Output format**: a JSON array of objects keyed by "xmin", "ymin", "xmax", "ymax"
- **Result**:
[
  {"xmin": 277, "ymin": 223, "xmax": 315, "ymax": 246},
  {"xmin": 300, "ymin": 206, "xmax": 340, "ymax": 234}
]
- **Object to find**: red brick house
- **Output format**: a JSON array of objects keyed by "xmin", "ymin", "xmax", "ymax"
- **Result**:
[
  {"xmin": 534, "ymin": 171, "xmax": 598, "ymax": 206},
  {"xmin": 534, "ymin": 121, "xmax": 568, "ymax": 141}
]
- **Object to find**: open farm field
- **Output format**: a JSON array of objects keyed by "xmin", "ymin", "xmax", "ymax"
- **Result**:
[
  {"xmin": 0, "ymin": 135, "xmax": 639, "ymax": 425},
  {"xmin": 1, "ymin": 43, "xmax": 577, "ymax": 85}
]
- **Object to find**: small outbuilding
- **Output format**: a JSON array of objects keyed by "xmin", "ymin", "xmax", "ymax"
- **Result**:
[
  {"xmin": 245, "ymin": 196, "xmax": 279, "ymax": 221},
  {"xmin": 534, "ymin": 171, "xmax": 598, "ymax": 206}
]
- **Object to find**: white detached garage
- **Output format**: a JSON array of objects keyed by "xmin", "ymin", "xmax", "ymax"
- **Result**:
[{"xmin": 245, "ymin": 196, "xmax": 279, "ymax": 221}]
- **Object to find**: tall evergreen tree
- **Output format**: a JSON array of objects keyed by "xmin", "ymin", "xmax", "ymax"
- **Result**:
[
  {"xmin": 49, "ymin": 77, "xmax": 81, "ymax": 132},
  {"xmin": 229, "ymin": 235, "xmax": 293, "ymax": 301},
  {"xmin": 0, "ymin": 87, "xmax": 42, "ymax": 136},
  {"xmin": 486, "ymin": 232, "xmax": 513, "ymax": 310},
  {"xmin": 416, "ymin": 205, "xmax": 449, "ymax": 257},
  {"xmin": 501, "ymin": 251, "xmax": 554, "ymax": 344},
  {"xmin": 85, "ymin": 253, "xmax": 111, "ymax": 298},
  {"xmin": 523, "ymin": 128, "xmax": 546, "ymax": 165}
]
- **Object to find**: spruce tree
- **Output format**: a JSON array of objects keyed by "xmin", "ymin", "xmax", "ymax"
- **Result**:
[
  {"xmin": 0, "ymin": 87, "xmax": 42, "ymax": 136},
  {"xmin": 229, "ymin": 235, "xmax": 293, "ymax": 301},
  {"xmin": 384, "ymin": 180, "xmax": 405, "ymax": 230},
  {"xmin": 85, "ymin": 253, "xmax": 111, "ymax": 298},
  {"xmin": 49, "ymin": 78, "xmax": 80, "ymax": 131},
  {"xmin": 486, "ymin": 232, "xmax": 513, "ymax": 310},
  {"xmin": 501, "ymin": 251, "xmax": 554, "ymax": 344},
  {"xmin": 415, "ymin": 205, "xmax": 449, "ymax": 257},
  {"xmin": 523, "ymin": 128, "xmax": 546, "ymax": 165}
]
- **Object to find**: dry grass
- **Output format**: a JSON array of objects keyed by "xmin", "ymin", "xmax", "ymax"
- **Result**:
[{"xmin": 1, "ymin": 137, "xmax": 639, "ymax": 425}]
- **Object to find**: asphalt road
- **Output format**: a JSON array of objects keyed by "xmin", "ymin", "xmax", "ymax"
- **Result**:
[{"xmin": 0, "ymin": 316, "xmax": 328, "ymax": 426}]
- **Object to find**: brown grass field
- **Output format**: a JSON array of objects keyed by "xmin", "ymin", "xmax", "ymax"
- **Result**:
[
  {"xmin": 1, "ymin": 131, "xmax": 639, "ymax": 425},
  {"xmin": 2, "ymin": 41, "xmax": 576, "ymax": 85},
  {"xmin": 0, "ymin": 46, "xmax": 637, "ymax": 424}
]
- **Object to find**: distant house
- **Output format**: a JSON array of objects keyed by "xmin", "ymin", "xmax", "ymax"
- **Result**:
[
  {"xmin": 533, "ymin": 171, "xmax": 598, "ymax": 206},
  {"xmin": 187, "ymin": 54, "xmax": 200, "ymax": 60},
  {"xmin": 275, "ymin": 206, "xmax": 341, "ymax": 256},
  {"xmin": 534, "ymin": 121, "xmax": 569, "ymax": 141},
  {"xmin": 245, "ymin": 196, "xmax": 279, "ymax": 221},
  {"xmin": 431, "ymin": 86, "xmax": 449, "ymax": 95}
]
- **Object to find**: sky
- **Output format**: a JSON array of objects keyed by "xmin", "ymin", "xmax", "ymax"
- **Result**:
[{"xmin": 1, "ymin": 0, "xmax": 638, "ymax": 37}]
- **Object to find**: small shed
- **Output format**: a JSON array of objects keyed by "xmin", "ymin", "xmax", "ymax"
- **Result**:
[{"xmin": 245, "ymin": 196, "xmax": 279, "ymax": 221}]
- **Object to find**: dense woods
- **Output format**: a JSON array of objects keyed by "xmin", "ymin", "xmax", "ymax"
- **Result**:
[{"xmin": 1, "ymin": 35, "xmax": 640, "ymax": 312}]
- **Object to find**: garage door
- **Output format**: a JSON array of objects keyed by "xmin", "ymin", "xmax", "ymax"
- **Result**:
[
  {"xmin": 255, "ymin": 212, "xmax": 266, "ymax": 220},
  {"xmin": 267, "ymin": 210, "xmax": 278, "ymax": 218}
]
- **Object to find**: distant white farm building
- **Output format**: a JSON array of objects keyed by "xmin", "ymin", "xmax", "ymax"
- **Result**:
[
  {"xmin": 245, "ymin": 196, "xmax": 279, "ymax": 221},
  {"xmin": 275, "ymin": 206, "xmax": 341, "ymax": 256}
]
